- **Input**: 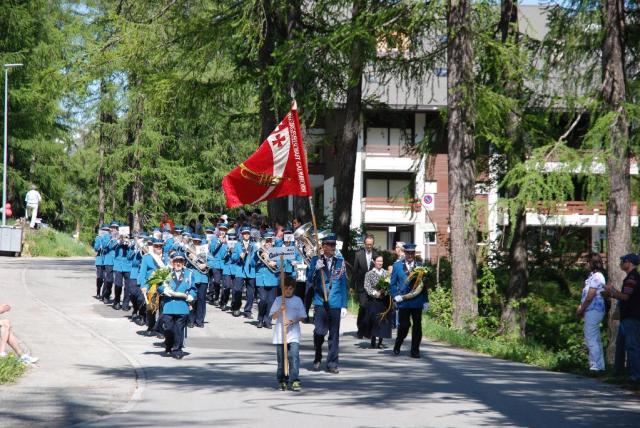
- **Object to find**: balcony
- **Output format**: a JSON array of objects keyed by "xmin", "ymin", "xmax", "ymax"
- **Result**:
[
  {"xmin": 362, "ymin": 197, "xmax": 421, "ymax": 224},
  {"xmin": 525, "ymin": 201, "xmax": 639, "ymax": 227}
]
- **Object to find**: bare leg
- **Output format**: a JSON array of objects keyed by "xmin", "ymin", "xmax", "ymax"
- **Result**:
[
  {"xmin": 7, "ymin": 331, "xmax": 23, "ymax": 356},
  {"xmin": 0, "ymin": 319, "xmax": 11, "ymax": 354}
]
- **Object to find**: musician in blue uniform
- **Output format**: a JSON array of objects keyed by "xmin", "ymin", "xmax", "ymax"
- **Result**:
[
  {"xmin": 306, "ymin": 233, "xmax": 348, "ymax": 374},
  {"xmin": 127, "ymin": 235, "xmax": 146, "ymax": 325},
  {"xmin": 158, "ymin": 253, "xmax": 196, "ymax": 359},
  {"xmin": 164, "ymin": 225, "xmax": 182, "ymax": 258},
  {"xmin": 112, "ymin": 233, "xmax": 131, "ymax": 310},
  {"xmin": 100, "ymin": 221, "xmax": 120, "ymax": 303},
  {"xmin": 187, "ymin": 234, "xmax": 209, "ymax": 328},
  {"xmin": 93, "ymin": 224, "xmax": 109, "ymax": 299},
  {"xmin": 219, "ymin": 231, "xmax": 236, "ymax": 311},
  {"xmin": 231, "ymin": 226, "xmax": 256, "ymax": 318},
  {"xmin": 138, "ymin": 238, "xmax": 168, "ymax": 336},
  {"xmin": 390, "ymin": 243, "xmax": 428, "ymax": 358},
  {"xmin": 255, "ymin": 232, "xmax": 279, "ymax": 329},
  {"xmin": 207, "ymin": 223, "xmax": 229, "ymax": 305},
  {"xmin": 204, "ymin": 226, "xmax": 217, "ymax": 304}
]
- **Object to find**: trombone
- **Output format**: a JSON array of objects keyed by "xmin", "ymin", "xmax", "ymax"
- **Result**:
[{"xmin": 185, "ymin": 243, "xmax": 210, "ymax": 274}]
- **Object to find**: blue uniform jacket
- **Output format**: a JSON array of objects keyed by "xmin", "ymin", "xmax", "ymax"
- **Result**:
[
  {"xmin": 307, "ymin": 255, "xmax": 348, "ymax": 309},
  {"xmin": 129, "ymin": 249, "xmax": 143, "ymax": 282},
  {"xmin": 254, "ymin": 252, "xmax": 280, "ymax": 287},
  {"xmin": 209, "ymin": 237, "xmax": 228, "ymax": 269},
  {"xmin": 113, "ymin": 243, "xmax": 130, "ymax": 272},
  {"xmin": 231, "ymin": 241, "xmax": 256, "ymax": 278},
  {"xmin": 283, "ymin": 246, "xmax": 303, "ymax": 280},
  {"xmin": 163, "ymin": 237, "xmax": 174, "ymax": 257},
  {"xmin": 94, "ymin": 235, "xmax": 104, "ymax": 266},
  {"xmin": 390, "ymin": 260, "xmax": 428, "ymax": 309},
  {"xmin": 158, "ymin": 270, "xmax": 196, "ymax": 315},
  {"xmin": 187, "ymin": 258, "xmax": 209, "ymax": 284},
  {"xmin": 137, "ymin": 253, "xmax": 167, "ymax": 288},
  {"xmin": 102, "ymin": 237, "xmax": 118, "ymax": 266}
]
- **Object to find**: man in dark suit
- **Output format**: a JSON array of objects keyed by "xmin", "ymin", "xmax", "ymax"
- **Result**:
[{"xmin": 351, "ymin": 234, "xmax": 377, "ymax": 338}]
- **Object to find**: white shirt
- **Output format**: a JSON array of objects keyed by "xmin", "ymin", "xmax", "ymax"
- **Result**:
[
  {"xmin": 25, "ymin": 190, "xmax": 41, "ymax": 205},
  {"xmin": 365, "ymin": 250, "xmax": 372, "ymax": 267},
  {"xmin": 324, "ymin": 256, "xmax": 333, "ymax": 272},
  {"xmin": 269, "ymin": 295, "xmax": 306, "ymax": 344}
]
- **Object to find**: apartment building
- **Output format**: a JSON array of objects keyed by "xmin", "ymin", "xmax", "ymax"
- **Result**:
[{"xmin": 294, "ymin": 5, "xmax": 637, "ymax": 260}]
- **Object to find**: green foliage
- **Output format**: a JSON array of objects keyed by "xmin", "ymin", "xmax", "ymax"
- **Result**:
[
  {"xmin": 428, "ymin": 284, "xmax": 453, "ymax": 328},
  {"xmin": 23, "ymin": 228, "xmax": 94, "ymax": 257},
  {"xmin": 0, "ymin": 355, "xmax": 26, "ymax": 384}
]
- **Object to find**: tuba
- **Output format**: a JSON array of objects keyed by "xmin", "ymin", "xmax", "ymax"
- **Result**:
[
  {"xmin": 185, "ymin": 243, "xmax": 210, "ymax": 274},
  {"xmin": 254, "ymin": 239, "xmax": 279, "ymax": 273},
  {"xmin": 293, "ymin": 222, "xmax": 330, "ymax": 264}
]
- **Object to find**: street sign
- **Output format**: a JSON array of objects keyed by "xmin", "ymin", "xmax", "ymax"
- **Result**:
[
  {"xmin": 268, "ymin": 245, "xmax": 296, "ymax": 260},
  {"xmin": 421, "ymin": 193, "xmax": 435, "ymax": 211},
  {"xmin": 388, "ymin": 226, "xmax": 397, "ymax": 232}
]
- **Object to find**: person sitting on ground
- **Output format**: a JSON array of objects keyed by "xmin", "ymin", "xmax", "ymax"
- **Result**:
[
  {"xmin": 0, "ymin": 303, "xmax": 39, "ymax": 364},
  {"xmin": 269, "ymin": 278, "xmax": 306, "ymax": 391}
]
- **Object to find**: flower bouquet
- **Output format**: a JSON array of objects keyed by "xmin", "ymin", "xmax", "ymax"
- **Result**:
[
  {"xmin": 145, "ymin": 267, "xmax": 171, "ymax": 312},
  {"xmin": 376, "ymin": 275, "xmax": 390, "ymax": 295},
  {"xmin": 407, "ymin": 266, "xmax": 431, "ymax": 290}
]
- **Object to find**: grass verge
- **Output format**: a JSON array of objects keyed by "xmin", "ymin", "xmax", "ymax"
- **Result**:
[
  {"xmin": 0, "ymin": 355, "xmax": 26, "ymax": 384},
  {"xmin": 22, "ymin": 228, "xmax": 94, "ymax": 257}
]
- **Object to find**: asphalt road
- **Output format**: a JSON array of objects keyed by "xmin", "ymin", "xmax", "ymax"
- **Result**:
[{"xmin": 1, "ymin": 257, "xmax": 639, "ymax": 428}]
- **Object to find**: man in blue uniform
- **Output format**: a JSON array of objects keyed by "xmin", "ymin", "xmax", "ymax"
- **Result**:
[
  {"xmin": 112, "ymin": 233, "xmax": 130, "ymax": 310},
  {"xmin": 306, "ymin": 233, "xmax": 348, "ymax": 374},
  {"xmin": 100, "ymin": 221, "xmax": 119, "ymax": 303},
  {"xmin": 187, "ymin": 234, "xmax": 209, "ymax": 328},
  {"xmin": 208, "ymin": 223, "xmax": 229, "ymax": 305},
  {"xmin": 219, "ymin": 231, "xmax": 236, "ymax": 311},
  {"xmin": 255, "ymin": 232, "xmax": 279, "ymax": 329},
  {"xmin": 231, "ymin": 226, "xmax": 256, "ymax": 318},
  {"xmin": 391, "ymin": 243, "xmax": 428, "ymax": 358},
  {"xmin": 93, "ymin": 224, "xmax": 109, "ymax": 299},
  {"xmin": 127, "ymin": 235, "xmax": 146, "ymax": 325},
  {"xmin": 158, "ymin": 253, "xmax": 196, "ymax": 359}
]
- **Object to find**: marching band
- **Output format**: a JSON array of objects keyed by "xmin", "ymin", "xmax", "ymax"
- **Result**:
[{"xmin": 92, "ymin": 214, "xmax": 428, "ymax": 371}]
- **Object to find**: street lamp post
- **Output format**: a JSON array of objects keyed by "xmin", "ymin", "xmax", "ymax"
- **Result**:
[{"xmin": 3, "ymin": 63, "xmax": 23, "ymax": 226}]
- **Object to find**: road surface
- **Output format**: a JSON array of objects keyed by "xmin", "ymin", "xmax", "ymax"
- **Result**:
[{"xmin": 0, "ymin": 258, "xmax": 639, "ymax": 427}]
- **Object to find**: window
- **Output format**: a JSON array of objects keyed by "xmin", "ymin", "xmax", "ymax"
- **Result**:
[
  {"xmin": 425, "ymin": 232, "xmax": 436, "ymax": 245},
  {"xmin": 364, "ymin": 173, "xmax": 415, "ymax": 199},
  {"xmin": 366, "ymin": 179, "xmax": 388, "ymax": 198}
]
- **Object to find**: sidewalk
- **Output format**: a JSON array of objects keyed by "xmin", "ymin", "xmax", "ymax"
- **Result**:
[{"xmin": 0, "ymin": 258, "xmax": 137, "ymax": 428}]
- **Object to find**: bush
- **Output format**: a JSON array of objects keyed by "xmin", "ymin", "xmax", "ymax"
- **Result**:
[
  {"xmin": 23, "ymin": 228, "xmax": 94, "ymax": 257},
  {"xmin": 0, "ymin": 355, "xmax": 26, "ymax": 384}
]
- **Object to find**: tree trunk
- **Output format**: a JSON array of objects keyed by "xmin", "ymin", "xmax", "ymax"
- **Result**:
[
  {"xmin": 602, "ymin": 0, "xmax": 629, "ymax": 364},
  {"xmin": 447, "ymin": 0, "xmax": 478, "ymax": 329},
  {"xmin": 332, "ymin": 0, "xmax": 364, "ymax": 255},
  {"xmin": 256, "ymin": 0, "xmax": 288, "ymax": 226},
  {"xmin": 498, "ymin": 0, "xmax": 528, "ymax": 337},
  {"xmin": 127, "ymin": 77, "xmax": 144, "ymax": 233}
]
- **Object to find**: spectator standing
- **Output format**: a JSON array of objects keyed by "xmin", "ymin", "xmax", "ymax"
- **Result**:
[
  {"xmin": 352, "ymin": 234, "xmax": 377, "ymax": 338},
  {"xmin": 576, "ymin": 252, "xmax": 606, "ymax": 372},
  {"xmin": 605, "ymin": 253, "xmax": 640, "ymax": 381},
  {"xmin": 159, "ymin": 212, "xmax": 175, "ymax": 233},
  {"xmin": 24, "ymin": 184, "xmax": 42, "ymax": 229}
]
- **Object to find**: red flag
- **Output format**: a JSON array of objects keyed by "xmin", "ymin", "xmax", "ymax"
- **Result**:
[{"xmin": 222, "ymin": 103, "xmax": 312, "ymax": 208}]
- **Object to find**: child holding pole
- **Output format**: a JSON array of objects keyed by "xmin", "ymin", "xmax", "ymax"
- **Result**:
[{"xmin": 270, "ymin": 276, "xmax": 306, "ymax": 391}]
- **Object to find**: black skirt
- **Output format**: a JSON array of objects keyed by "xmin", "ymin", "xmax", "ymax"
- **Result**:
[{"xmin": 366, "ymin": 295, "xmax": 392, "ymax": 339}]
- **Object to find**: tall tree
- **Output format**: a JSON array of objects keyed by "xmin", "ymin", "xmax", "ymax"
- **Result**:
[
  {"xmin": 447, "ymin": 0, "xmax": 478, "ymax": 329},
  {"xmin": 602, "ymin": 0, "xmax": 630, "ymax": 363}
]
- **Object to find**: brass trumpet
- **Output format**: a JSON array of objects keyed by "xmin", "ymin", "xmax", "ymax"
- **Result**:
[
  {"xmin": 185, "ymin": 243, "xmax": 209, "ymax": 274},
  {"xmin": 293, "ymin": 222, "xmax": 330, "ymax": 264}
]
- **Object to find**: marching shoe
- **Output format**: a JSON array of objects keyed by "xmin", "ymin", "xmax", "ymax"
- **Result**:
[
  {"xmin": 326, "ymin": 367, "xmax": 339, "ymax": 374},
  {"xmin": 393, "ymin": 343, "xmax": 401, "ymax": 355},
  {"xmin": 172, "ymin": 350, "xmax": 185, "ymax": 360},
  {"xmin": 232, "ymin": 310, "xmax": 241, "ymax": 317},
  {"xmin": 195, "ymin": 323, "xmax": 205, "ymax": 328},
  {"xmin": 256, "ymin": 321, "xmax": 263, "ymax": 329},
  {"xmin": 243, "ymin": 312, "xmax": 253, "ymax": 319},
  {"xmin": 410, "ymin": 353, "xmax": 421, "ymax": 359},
  {"xmin": 312, "ymin": 361, "xmax": 321, "ymax": 371},
  {"xmin": 187, "ymin": 321, "xmax": 195, "ymax": 328},
  {"xmin": 265, "ymin": 324, "xmax": 272, "ymax": 329},
  {"xmin": 112, "ymin": 303, "xmax": 121, "ymax": 310},
  {"xmin": 121, "ymin": 306, "xmax": 131, "ymax": 311}
]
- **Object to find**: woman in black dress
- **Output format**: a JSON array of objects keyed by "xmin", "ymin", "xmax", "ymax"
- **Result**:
[{"xmin": 364, "ymin": 255, "xmax": 392, "ymax": 348}]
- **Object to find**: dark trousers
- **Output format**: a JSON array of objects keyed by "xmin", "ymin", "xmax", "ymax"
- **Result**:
[
  {"xmin": 113, "ymin": 271, "xmax": 130, "ymax": 305},
  {"xmin": 257, "ymin": 286, "xmax": 277, "ymax": 326},
  {"xmin": 208, "ymin": 268, "xmax": 222, "ymax": 302},
  {"xmin": 101, "ymin": 265, "xmax": 114, "ymax": 300},
  {"xmin": 128, "ymin": 280, "xmax": 145, "ymax": 316},
  {"xmin": 295, "ymin": 281, "xmax": 313, "ymax": 318},
  {"xmin": 396, "ymin": 308, "xmax": 423, "ymax": 357},
  {"xmin": 162, "ymin": 314, "xmax": 188, "ymax": 351},
  {"xmin": 95, "ymin": 265, "xmax": 105, "ymax": 296},
  {"xmin": 219, "ymin": 274, "xmax": 233, "ymax": 307},
  {"xmin": 356, "ymin": 290, "xmax": 369, "ymax": 336},
  {"xmin": 313, "ymin": 305, "xmax": 342, "ymax": 368},
  {"xmin": 189, "ymin": 282, "xmax": 208, "ymax": 325},
  {"xmin": 232, "ymin": 277, "xmax": 255, "ymax": 314}
]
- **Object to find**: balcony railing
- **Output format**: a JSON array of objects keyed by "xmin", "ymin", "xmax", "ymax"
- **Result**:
[
  {"xmin": 364, "ymin": 144, "xmax": 417, "ymax": 158},
  {"xmin": 362, "ymin": 197, "xmax": 421, "ymax": 212},
  {"xmin": 527, "ymin": 201, "xmax": 638, "ymax": 216}
]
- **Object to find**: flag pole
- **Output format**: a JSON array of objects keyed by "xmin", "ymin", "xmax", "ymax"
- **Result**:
[{"xmin": 279, "ymin": 253, "xmax": 289, "ymax": 377}]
